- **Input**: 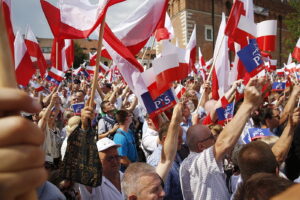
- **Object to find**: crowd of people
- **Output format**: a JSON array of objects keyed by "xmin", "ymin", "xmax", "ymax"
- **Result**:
[{"xmin": 1, "ymin": 69, "xmax": 300, "ymax": 200}]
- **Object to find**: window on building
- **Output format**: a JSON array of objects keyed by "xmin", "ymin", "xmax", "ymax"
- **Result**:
[
  {"xmin": 42, "ymin": 47, "xmax": 52, "ymax": 53},
  {"xmin": 205, "ymin": 25, "xmax": 213, "ymax": 41}
]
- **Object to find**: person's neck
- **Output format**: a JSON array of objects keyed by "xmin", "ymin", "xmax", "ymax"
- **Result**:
[
  {"xmin": 119, "ymin": 124, "xmax": 129, "ymax": 132},
  {"xmin": 104, "ymin": 171, "xmax": 121, "ymax": 192}
]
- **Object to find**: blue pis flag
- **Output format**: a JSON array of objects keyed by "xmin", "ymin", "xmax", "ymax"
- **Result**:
[
  {"xmin": 71, "ymin": 103, "xmax": 85, "ymax": 115},
  {"xmin": 272, "ymin": 82, "xmax": 286, "ymax": 91},
  {"xmin": 237, "ymin": 39, "xmax": 264, "ymax": 77},
  {"xmin": 141, "ymin": 89, "xmax": 177, "ymax": 118},
  {"xmin": 45, "ymin": 76, "xmax": 61, "ymax": 86},
  {"xmin": 243, "ymin": 128, "xmax": 274, "ymax": 144},
  {"xmin": 216, "ymin": 102, "xmax": 235, "ymax": 124}
]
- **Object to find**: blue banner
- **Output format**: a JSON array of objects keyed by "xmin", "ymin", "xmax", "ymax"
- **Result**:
[{"xmin": 243, "ymin": 128, "xmax": 273, "ymax": 144}]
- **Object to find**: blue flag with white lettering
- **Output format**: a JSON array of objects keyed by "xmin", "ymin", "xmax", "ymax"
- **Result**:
[
  {"xmin": 243, "ymin": 128, "xmax": 274, "ymax": 144},
  {"xmin": 237, "ymin": 39, "xmax": 264, "ymax": 77},
  {"xmin": 216, "ymin": 102, "xmax": 235, "ymax": 123},
  {"xmin": 71, "ymin": 103, "xmax": 85, "ymax": 115},
  {"xmin": 141, "ymin": 89, "xmax": 177, "ymax": 118},
  {"xmin": 272, "ymin": 82, "xmax": 286, "ymax": 91}
]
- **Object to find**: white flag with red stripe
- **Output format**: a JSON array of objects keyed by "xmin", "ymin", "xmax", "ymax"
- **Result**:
[
  {"xmin": 175, "ymin": 84, "xmax": 186, "ymax": 99},
  {"xmin": 155, "ymin": 12, "xmax": 175, "ymax": 42},
  {"xmin": 25, "ymin": 26, "xmax": 48, "ymax": 77},
  {"xmin": 187, "ymin": 25, "xmax": 197, "ymax": 74},
  {"xmin": 40, "ymin": 0, "xmax": 124, "ymax": 39},
  {"xmin": 14, "ymin": 32, "xmax": 35, "ymax": 86},
  {"xmin": 257, "ymin": 20, "xmax": 277, "ymax": 52}
]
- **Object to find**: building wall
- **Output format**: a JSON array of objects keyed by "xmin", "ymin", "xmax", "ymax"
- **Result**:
[{"xmin": 169, "ymin": 0, "xmax": 294, "ymax": 65}]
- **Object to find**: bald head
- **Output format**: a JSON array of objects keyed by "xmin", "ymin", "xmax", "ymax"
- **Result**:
[{"xmin": 186, "ymin": 124, "xmax": 212, "ymax": 152}]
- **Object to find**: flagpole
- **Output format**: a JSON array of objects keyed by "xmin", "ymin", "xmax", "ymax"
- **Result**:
[
  {"xmin": 90, "ymin": 15, "xmax": 106, "ymax": 107},
  {"xmin": 0, "ymin": 5, "xmax": 38, "ymax": 200}
]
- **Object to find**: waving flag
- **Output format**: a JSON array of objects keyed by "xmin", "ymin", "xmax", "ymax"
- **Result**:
[
  {"xmin": 64, "ymin": 39, "xmax": 74, "ymax": 67},
  {"xmin": 2, "ymin": 0, "xmax": 15, "ymax": 58},
  {"xmin": 110, "ymin": 0, "xmax": 168, "ymax": 55},
  {"xmin": 25, "ymin": 26, "xmax": 48, "ymax": 77},
  {"xmin": 175, "ymin": 84, "xmax": 186, "ymax": 99},
  {"xmin": 243, "ymin": 128, "xmax": 273, "ymax": 144},
  {"xmin": 46, "ymin": 67, "xmax": 65, "ymax": 85},
  {"xmin": 292, "ymin": 37, "xmax": 300, "ymax": 63},
  {"xmin": 71, "ymin": 103, "xmax": 85, "ymax": 115},
  {"xmin": 187, "ymin": 25, "xmax": 197, "ymax": 74},
  {"xmin": 237, "ymin": 39, "xmax": 264, "ymax": 77},
  {"xmin": 30, "ymin": 81, "xmax": 44, "ymax": 92},
  {"xmin": 272, "ymin": 82, "xmax": 286, "ymax": 91},
  {"xmin": 153, "ymin": 54, "xmax": 179, "ymax": 94},
  {"xmin": 14, "ymin": 32, "xmax": 35, "ymax": 86},
  {"xmin": 212, "ymin": 13, "xmax": 230, "ymax": 100},
  {"xmin": 257, "ymin": 20, "xmax": 277, "ymax": 52},
  {"xmin": 40, "ymin": 0, "xmax": 124, "ymax": 39},
  {"xmin": 216, "ymin": 102, "xmax": 235, "ymax": 124},
  {"xmin": 155, "ymin": 13, "xmax": 174, "ymax": 42}
]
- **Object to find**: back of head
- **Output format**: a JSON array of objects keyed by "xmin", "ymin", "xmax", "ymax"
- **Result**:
[
  {"xmin": 233, "ymin": 172, "xmax": 294, "ymax": 200},
  {"xmin": 115, "ymin": 110, "xmax": 129, "ymax": 124},
  {"xmin": 122, "ymin": 162, "xmax": 156, "ymax": 198},
  {"xmin": 186, "ymin": 124, "xmax": 211, "ymax": 152},
  {"xmin": 238, "ymin": 141, "xmax": 278, "ymax": 181}
]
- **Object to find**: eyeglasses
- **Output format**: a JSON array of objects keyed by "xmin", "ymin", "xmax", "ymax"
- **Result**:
[
  {"xmin": 199, "ymin": 132, "xmax": 216, "ymax": 143},
  {"xmin": 102, "ymin": 155, "xmax": 121, "ymax": 162}
]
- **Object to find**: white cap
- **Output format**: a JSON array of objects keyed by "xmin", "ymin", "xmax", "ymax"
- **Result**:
[{"xmin": 96, "ymin": 138, "xmax": 121, "ymax": 152}]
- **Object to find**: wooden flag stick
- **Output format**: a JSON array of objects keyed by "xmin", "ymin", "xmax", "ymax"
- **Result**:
[
  {"xmin": 0, "ymin": 5, "xmax": 37, "ymax": 200},
  {"xmin": 90, "ymin": 15, "xmax": 106, "ymax": 107}
]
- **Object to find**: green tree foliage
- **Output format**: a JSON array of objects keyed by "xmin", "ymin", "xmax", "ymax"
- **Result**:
[
  {"xmin": 74, "ymin": 42, "xmax": 88, "ymax": 68},
  {"xmin": 283, "ymin": 0, "xmax": 300, "ymax": 54}
]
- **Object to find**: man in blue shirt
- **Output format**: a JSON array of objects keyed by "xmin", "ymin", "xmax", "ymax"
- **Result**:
[{"xmin": 113, "ymin": 110, "xmax": 138, "ymax": 171}]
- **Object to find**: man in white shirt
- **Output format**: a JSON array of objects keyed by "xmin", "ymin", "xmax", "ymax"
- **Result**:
[
  {"xmin": 79, "ymin": 138, "xmax": 124, "ymax": 200},
  {"xmin": 179, "ymin": 77, "xmax": 265, "ymax": 200}
]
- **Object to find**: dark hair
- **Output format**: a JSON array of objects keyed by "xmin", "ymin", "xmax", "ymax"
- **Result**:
[
  {"xmin": 100, "ymin": 101, "xmax": 111, "ymax": 114},
  {"xmin": 158, "ymin": 122, "xmax": 170, "ymax": 141},
  {"xmin": 238, "ymin": 141, "xmax": 278, "ymax": 181},
  {"xmin": 73, "ymin": 79, "xmax": 81, "ymax": 84},
  {"xmin": 115, "ymin": 110, "xmax": 129, "ymax": 124},
  {"xmin": 76, "ymin": 90, "xmax": 85, "ymax": 96},
  {"xmin": 233, "ymin": 172, "xmax": 294, "ymax": 200},
  {"xmin": 258, "ymin": 107, "xmax": 273, "ymax": 126}
]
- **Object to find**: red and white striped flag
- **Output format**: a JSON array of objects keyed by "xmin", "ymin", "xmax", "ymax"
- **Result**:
[
  {"xmin": 155, "ymin": 12, "xmax": 174, "ymax": 42},
  {"xmin": 25, "ymin": 26, "xmax": 48, "ymax": 77},
  {"xmin": 257, "ymin": 20, "xmax": 277, "ymax": 52},
  {"xmin": 14, "ymin": 32, "xmax": 35, "ymax": 86},
  {"xmin": 187, "ymin": 25, "xmax": 197, "ymax": 74},
  {"xmin": 175, "ymin": 84, "xmax": 186, "ymax": 99},
  {"xmin": 40, "ymin": 0, "xmax": 124, "ymax": 39},
  {"xmin": 30, "ymin": 81, "xmax": 44, "ymax": 92}
]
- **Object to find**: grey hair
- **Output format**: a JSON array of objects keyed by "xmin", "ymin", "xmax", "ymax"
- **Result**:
[{"xmin": 121, "ymin": 162, "xmax": 156, "ymax": 198}]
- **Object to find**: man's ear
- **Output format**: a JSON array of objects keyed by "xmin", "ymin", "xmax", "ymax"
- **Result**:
[
  {"xmin": 128, "ymin": 195, "xmax": 137, "ymax": 200},
  {"xmin": 197, "ymin": 143, "xmax": 205, "ymax": 152}
]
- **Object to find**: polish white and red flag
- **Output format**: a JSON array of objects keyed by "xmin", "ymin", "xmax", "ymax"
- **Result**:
[
  {"xmin": 25, "ymin": 26, "xmax": 48, "ymax": 77},
  {"xmin": 175, "ymin": 84, "xmax": 186, "ymax": 99},
  {"xmin": 199, "ymin": 47, "xmax": 206, "ymax": 68},
  {"xmin": 268, "ymin": 59, "xmax": 277, "ymax": 71},
  {"xmin": 161, "ymin": 40, "xmax": 190, "ymax": 80},
  {"xmin": 2, "ymin": 0, "xmax": 15, "ymax": 58},
  {"xmin": 212, "ymin": 13, "xmax": 230, "ymax": 100},
  {"xmin": 85, "ymin": 66, "xmax": 96, "ymax": 75},
  {"xmin": 155, "ymin": 12, "xmax": 175, "ymax": 42},
  {"xmin": 63, "ymin": 39, "xmax": 74, "ymax": 67},
  {"xmin": 14, "ymin": 32, "xmax": 35, "ymax": 86},
  {"xmin": 276, "ymin": 68, "xmax": 285, "ymax": 76},
  {"xmin": 257, "ymin": 20, "xmax": 277, "ymax": 52},
  {"xmin": 73, "ymin": 66, "xmax": 84, "ymax": 76},
  {"xmin": 30, "ymin": 81, "xmax": 44, "ymax": 92},
  {"xmin": 187, "ymin": 25, "xmax": 197, "ymax": 74},
  {"xmin": 100, "ymin": 62, "xmax": 110, "ymax": 74},
  {"xmin": 107, "ymin": 0, "xmax": 168, "ymax": 55},
  {"xmin": 292, "ymin": 37, "xmax": 300, "ymax": 63},
  {"xmin": 40, "ymin": 0, "xmax": 124, "ymax": 39},
  {"xmin": 46, "ymin": 67, "xmax": 65, "ymax": 85},
  {"xmin": 152, "ymin": 54, "xmax": 179, "ymax": 97},
  {"xmin": 89, "ymin": 52, "xmax": 97, "ymax": 66}
]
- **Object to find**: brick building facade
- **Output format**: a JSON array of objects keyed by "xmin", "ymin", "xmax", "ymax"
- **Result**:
[{"xmin": 168, "ymin": 0, "xmax": 294, "ymax": 65}]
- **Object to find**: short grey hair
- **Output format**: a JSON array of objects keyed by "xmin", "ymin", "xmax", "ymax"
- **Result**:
[{"xmin": 121, "ymin": 162, "xmax": 157, "ymax": 198}]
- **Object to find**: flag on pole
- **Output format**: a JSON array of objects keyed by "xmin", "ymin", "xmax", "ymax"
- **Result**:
[
  {"xmin": 40, "ymin": 0, "xmax": 124, "ymax": 39},
  {"xmin": 272, "ymin": 82, "xmax": 286, "ymax": 91},
  {"xmin": 14, "ymin": 32, "xmax": 35, "ymax": 86},
  {"xmin": 187, "ymin": 25, "xmax": 197, "ymax": 74},
  {"xmin": 257, "ymin": 20, "xmax": 277, "ymax": 52},
  {"xmin": 175, "ymin": 84, "xmax": 186, "ymax": 99},
  {"xmin": 216, "ymin": 102, "xmax": 235, "ymax": 124},
  {"xmin": 25, "ymin": 26, "xmax": 48, "ymax": 77},
  {"xmin": 46, "ymin": 67, "xmax": 65, "ymax": 85},
  {"xmin": 30, "ymin": 81, "xmax": 45, "ymax": 92}
]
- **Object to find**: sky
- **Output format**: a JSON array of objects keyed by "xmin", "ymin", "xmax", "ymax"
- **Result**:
[{"xmin": 11, "ymin": 0, "xmax": 140, "ymax": 39}]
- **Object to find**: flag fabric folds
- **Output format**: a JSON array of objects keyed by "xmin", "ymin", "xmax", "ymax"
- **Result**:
[
  {"xmin": 2, "ymin": 0, "xmax": 15, "ymax": 58},
  {"xmin": 256, "ymin": 20, "xmax": 277, "ymax": 52},
  {"xmin": 46, "ymin": 67, "xmax": 65, "ymax": 85},
  {"xmin": 14, "ymin": 32, "xmax": 35, "ymax": 86},
  {"xmin": 25, "ymin": 26, "xmax": 48, "ymax": 77},
  {"xmin": 40, "ymin": 0, "xmax": 124, "ymax": 39}
]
